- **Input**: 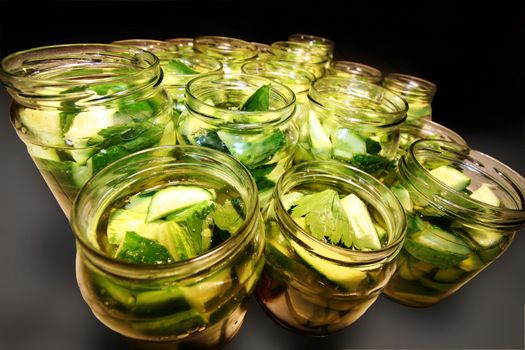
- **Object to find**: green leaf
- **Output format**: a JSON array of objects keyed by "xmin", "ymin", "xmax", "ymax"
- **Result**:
[
  {"xmin": 365, "ymin": 137, "xmax": 382, "ymax": 154},
  {"xmin": 290, "ymin": 189, "xmax": 350, "ymax": 246},
  {"xmin": 350, "ymin": 153, "xmax": 395, "ymax": 175},
  {"xmin": 183, "ymin": 204, "xmax": 214, "ymax": 254},
  {"xmin": 210, "ymin": 199, "xmax": 244, "ymax": 235},
  {"xmin": 240, "ymin": 84, "xmax": 270, "ymax": 112},
  {"xmin": 59, "ymin": 100, "xmax": 81, "ymax": 133},
  {"xmin": 91, "ymin": 83, "xmax": 129, "ymax": 96},
  {"xmin": 250, "ymin": 163, "xmax": 277, "ymax": 191},
  {"xmin": 166, "ymin": 59, "xmax": 199, "ymax": 75},
  {"xmin": 194, "ymin": 131, "xmax": 230, "ymax": 153}
]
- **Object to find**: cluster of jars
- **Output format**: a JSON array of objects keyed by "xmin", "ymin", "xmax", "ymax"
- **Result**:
[{"xmin": 1, "ymin": 34, "xmax": 524, "ymax": 349}]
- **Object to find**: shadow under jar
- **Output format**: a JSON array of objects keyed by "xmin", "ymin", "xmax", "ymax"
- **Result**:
[
  {"xmin": 294, "ymin": 76, "xmax": 407, "ymax": 178},
  {"xmin": 256, "ymin": 161, "xmax": 406, "ymax": 335},
  {"xmin": 71, "ymin": 145, "xmax": 265, "ymax": 349},
  {"xmin": 384, "ymin": 139, "xmax": 525, "ymax": 307},
  {"xmin": 176, "ymin": 73, "xmax": 298, "ymax": 206},
  {"xmin": 0, "ymin": 44, "xmax": 174, "ymax": 217}
]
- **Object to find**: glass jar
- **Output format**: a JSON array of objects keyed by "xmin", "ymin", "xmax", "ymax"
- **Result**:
[
  {"xmin": 193, "ymin": 36, "xmax": 257, "ymax": 73},
  {"xmin": 176, "ymin": 73, "xmax": 298, "ymax": 206},
  {"xmin": 0, "ymin": 44, "xmax": 174, "ymax": 217},
  {"xmin": 382, "ymin": 73, "xmax": 437, "ymax": 121},
  {"xmin": 241, "ymin": 60, "xmax": 315, "ymax": 119},
  {"xmin": 112, "ymin": 39, "xmax": 223, "ymax": 116},
  {"xmin": 326, "ymin": 60, "xmax": 383, "ymax": 84},
  {"xmin": 288, "ymin": 33, "xmax": 335, "ymax": 66},
  {"xmin": 251, "ymin": 42, "xmax": 271, "ymax": 61},
  {"xmin": 269, "ymin": 41, "xmax": 328, "ymax": 79},
  {"xmin": 165, "ymin": 37, "xmax": 195, "ymax": 53},
  {"xmin": 294, "ymin": 76, "xmax": 407, "ymax": 178},
  {"xmin": 384, "ymin": 140, "xmax": 525, "ymax": 306},
  {"xmin": 71, "ymin": 145, "xmax": 265, "ymax": 348},
  {"xmin": 256, "ymin": 161, "xmax": 406, "ymax": 335}
]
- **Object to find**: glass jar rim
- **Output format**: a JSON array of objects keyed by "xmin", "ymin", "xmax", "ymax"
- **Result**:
[
  {"xmin": 329, "ymin": 60, "xmax": 383, "ymax": 83},
  {"xmin": 241, "ymin": 60, "xmax": 315, "ymax": 90},
  {"xmin": 403, "ymin": 139, "xmax": 525, "ymax": 229},
  {"xmin": 0, "ymin": 44, "xmax": 160, "ymax": 93},
  {"xmin": 288, "ymin": 33, "xmax": 335, "ymax": 51},
  {"xmin": 71, "ymin": 145, "xmax": 259, "ymax": 278},
  {"xmin": 383, "ymin": 73, "xmax": 437, "ymax": 100},
  {"xmin": 270, "ymin": 41, "xmax": 329, "ymax": 64},
  {"xmin": 165, "ymin": 37, "xmax": 195, "ymax": 48},
  {"xmin": 194, "ymin": 36, "xmax": 257, "ymax": 62},
  {"xmin": 111, "ymin": 38, "xmax": 178, "ymax": 54},
  {"xmin": 309, "ymin": 75, "xmax": 408, "ymax": 128},
  {"xmin": 185, "ymin": 72, "xmax": 297, "ymax": 129},
  {"xmin": 273, "ymin": 160, "xmax": 406, "ymax": 265},
  {"xmin": 401, "ymin": 119, "xmax": 467, "ymax": 146}
]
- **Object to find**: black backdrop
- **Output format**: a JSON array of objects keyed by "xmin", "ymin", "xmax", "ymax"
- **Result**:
[{"xmin": 0, "ymin": 1, "xmax": 524, "ymax": 349}]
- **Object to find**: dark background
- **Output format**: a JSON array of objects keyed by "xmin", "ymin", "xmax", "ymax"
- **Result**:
[{"xmin": 0, "ymin": 1, "xmax": 524, "ymax": 349}]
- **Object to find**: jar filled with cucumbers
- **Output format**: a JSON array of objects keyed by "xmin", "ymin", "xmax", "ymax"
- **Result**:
[
  {"xmin": 385, "ymin": 139, "xmax": 525, "ymax": 306},
  {"xmin": 294, "ymin": 75, "xmax": 407, "ymax": 178},
  {"xmin": 0, "ymin": 44, "xmax": 175, "ymax": 217},
  {"xmin": 256, "ymin": 161, "xmax": 406, "ymax": 335},
  {"xmin": 176, "ymin": 73, "xmax": 298, "ymax": 206},
  {"xmin": 112, "ymin": 39, "xmax": 223, "ymax": 117},
  {"xmin": 71, "ymin": 145, "xmax": 265, "ymax": 348}
]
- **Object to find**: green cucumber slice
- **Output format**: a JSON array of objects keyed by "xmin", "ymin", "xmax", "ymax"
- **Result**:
[
  {"xmin": 146, "ymin": 186, "xmax": 215, "ymax": 222},
  {"xmin": 429, "ymin": 165, "xmax": 471, "ymax": 191},
  {"xmin": 340, "ymin": 193, "xmax": 381, "ymax": 250},
  {"xmin": 308, "ymin": 112, "xmax": 332, "ymax": 160},
  {"xmin": 469, "ymin": 183, "xmax": 500, "ymax": 206},
  {"xmin": 114, "ymin": 231, "xmax": 173, "ymax": 264},
  {"xmin": 291, "ymin": 241, "xmax": 367, "ymax": 291},
  {"xmin": 330, "ymin": 128, "xmax": 366, "ymax": 161},
  {"xmin": 404, "ymin": 227, "xmax": 472, "ymax": 269},
  {"xmin": 391, "ymin": 185, "xmax": 413, "ymax": 212},
  {"xmin": 107, "ymin": 209, "xmax": 146, "ymax": 245}
]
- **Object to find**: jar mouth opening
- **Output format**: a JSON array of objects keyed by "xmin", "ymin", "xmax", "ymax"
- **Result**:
[
  {"xmin": 194, "ymin": 36, "xmax": 257, "ymax": 62},
  {"xmin": 269, "ymin": 41, "xmax": 329, "ymax": 64},
  {"xmin": 401, "ymin": 120, "xmax": 467, "ymax": 146},
  {"xmin": 288, "ymin": 33, "xmax": 335, "ymax": 51},
  {"xmin": 405, "ymin": 139, "xmax": 525, "ymax": 225},
  {"xmin": 112, "ymin": 39, "xmax": 178, "ymax": 54},
  {"xmin": 71, "ymin": 145, "xmax": 259, "ymax": 275},
  {"xmin": 309, "ymin": 76, "xmax": 408, "ymax": 127},
  {"xmin": 185, "ymin": 73, "xmax": 296, "ymax": 128},
  {"xmin": 0, "ymin": 44, "xmax": 161, "ymax": 94},
  {"xmin": 329, "ymin": 60, "xmax": 383, "ymax": 83},
  {"xmin": 158, "ymin": 52, "xmax": 223, "ymax": 87},
  {"xmin": 383, "ymin": 73, "xmax": 437, "ymax": 100},
  {"xmin": 274, "ymin": 161, "xmax": 406, "ymax": 265}
]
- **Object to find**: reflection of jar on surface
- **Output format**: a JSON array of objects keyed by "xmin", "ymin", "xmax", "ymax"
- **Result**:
[
  {"xmin": 382, "ymin": 73, "xmax": 437, "ymax": 121},
  {"xmin": 72, "ymin": 146, "xmax": 265, "ymax": 349},
  {"xmin": 288, "ymin": 33, "xmax": 335, "ymax": 67},
  {"xmin": 0, "ymin": 44, "xmax": 174, "ymax": 217},
  {"xmin": 326, "ymin": 60, "xmax": 383, "ymax": 84},
  {"xmin": 193, "ymin": 36, "xmax": 257, "ymax": 73},
  {"xmin": 113, "ymin": 39, "xmax": 222, "ymax": 116},
  {"xmin": 269, "ymin": 41, "xmax": 328, "ymax": 79},
  {"xmin": 176, "ymin": 73, "xmax": 298, "ymax": 206},
  {"xmin": 384, "ymin": 140, "xmax": 525, "ymax": 307},
  {"xmin": 294, "ymin": 76, "xmax": 407, "ymax": 178},
  {"xmin": 241, "ymin": 60, "xmax": 315, "ymax": 121},
  {"xmin": 256, "ymin": 161, "xmax": 406, "ymax": 335}
]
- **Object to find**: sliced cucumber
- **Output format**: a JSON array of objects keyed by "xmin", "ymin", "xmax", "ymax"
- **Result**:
[
  {"xmin": 281, "ymin": 192, "xmax": 304, "ymax": 211},
  {"xmin": 429, "ymin": 165, "xmax": 471, "ymax": 191},
  {"xmin": 391, "ymin": 185, "xmax": 413, "ymax": 213},
  {"xmin": 464, "ymin": 226, "xmax": 505, "ymax": 249},
  {"xmin": 458, "ymin": 253, "xmax": 483, "ymax": 272},
  {"xmin": 404, "ymin": 227, "xmax": 472, "ymax": 269},
  {"xmin": 64, "ymin": 107, "xmax": 119, "ymax": 146},
  {"xmin": 433, "ymin": 267, "xmax": 464, "ymax": 282},
  {"xmin": 146, "ymin": 185, "xmax": 215, "ymax": 222},
  {"xmin": 107, "ymin": 209, "xmax": 146, "ymax": 245},
  {"xmin": 217, "ymin": 130, "xmax": 285, "ymax": 167},
  {"xmin": 165, "ymin": 200, "xmax": 213, "ymax": 222},
  {"xmin": 469, "ymin": 183, "xmax": 500, "ymax": 206},
  {"xmin": 291, "ymin": 240, "xmax": 367, "ymax": 291},
  {"xmin": 308, "ymin": 112, "xmax": 332, "ymax": 160},
  {"xmin": 27, "ymin": 145, "xmax": 60, "ymax": 162},
  {"xmin": 330, "ymin": 128, "xmax": 366, "ymax": 161},
  {"xmin": 71, "ymin": 163, "xmax": 93, "ymax": 188},
  {"xmin": 181, "ymin": 268, "xmax": 232, "ymax": 312},
  {"xmin": 114, "ymin": 231, "xmax": 173, "ymax": 264},
  {"xmin": 125, "ymin": 195, "xmax": 153, "ymax": 213},
  {"xmin": 139, "ymin": 220, "xmax": 197, "ymax": 261},
  {"xmin": 19, "ymin": 108, "xmax": 65, "ymax": 146},
  {"xmin": 340, "ymin": 194, "xmax": 381, "ymax": 250}
]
